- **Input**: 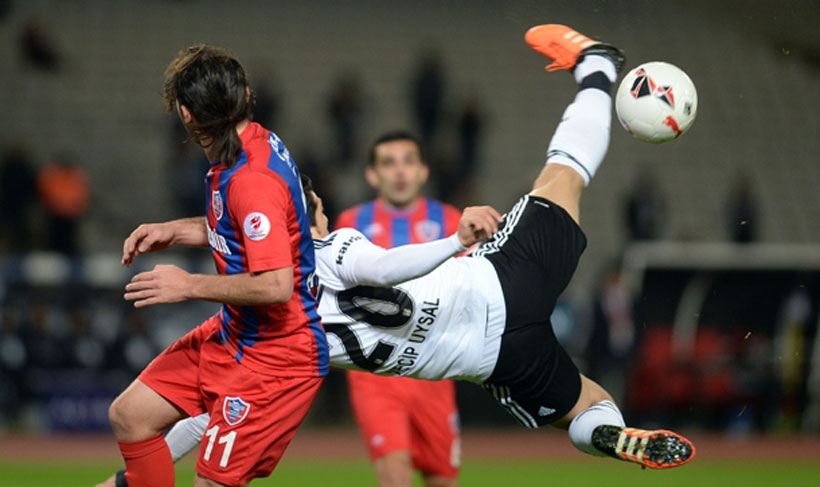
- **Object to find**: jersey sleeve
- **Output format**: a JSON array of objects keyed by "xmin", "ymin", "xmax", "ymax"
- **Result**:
[
  {"xmin": 326, "ymin": 228, "xmax": 466, "ymax": 288},
  {"xmin": 227, "ymin": 172, "xmax": 293, "ymax": 273}
]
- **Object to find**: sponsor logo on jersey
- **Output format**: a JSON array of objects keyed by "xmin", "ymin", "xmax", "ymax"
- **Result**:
[
  {"xmin": 223, "ymin": 396, "xmax": 250, "ymax": 426},
  {"xmin": 335, "ymin": 234, "xmax": 362, "ymax": 265},
  {"xmin": 243, "ymin": 212, "xmax": 270, "ymax": 241},
  {"xmin": 267, "ymin": 133, "xmax": 295, "ymax": 174},
  {"xmin": 538, "ymin": 406, "xmax": 556, "ymax": 417},
  {"xmin": 208, "ymin": 225, "xmax": 232, "ymax": 255},
  {"xmin": 212, "ymin": 190, "xmax": 223, "ymax": 220},
  {"xmin": 414, "ymin": 220, "xmax": 442, "ymax": 242}
]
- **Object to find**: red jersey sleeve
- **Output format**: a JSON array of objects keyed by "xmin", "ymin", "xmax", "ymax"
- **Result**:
[{"xmin": 227, "ymin": 172, "xmax": 293, "ymax": 273}]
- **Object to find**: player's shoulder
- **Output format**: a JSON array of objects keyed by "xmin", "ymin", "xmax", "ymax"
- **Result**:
[
  {"xmin": 227, "ymin": 169, "xmax": 288, "ymax": 201},
  {"xmin": 424, "ymin": 197, "xmax": 461, "ymax": 215},
  {"xmin": 335, "ymin": 200, "xmax": 376, "ymax": 228}
]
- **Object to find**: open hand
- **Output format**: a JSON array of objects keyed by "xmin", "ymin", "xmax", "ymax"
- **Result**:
[
  {"xmin": 124, "ymin": 264, "xmax": 192, "ymax": 307},
  {"xmin": 457, "ymin": 206, "xmax": 503, "ymax": 247}
]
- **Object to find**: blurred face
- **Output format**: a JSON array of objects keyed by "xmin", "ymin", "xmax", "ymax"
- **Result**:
[
  {"xmin": 311, "ymin": 191, "xmax": 329, "ymax": 237},
  {"xmin": 366, "ymin": 139, "xmax": 429, "ymax": 209}
]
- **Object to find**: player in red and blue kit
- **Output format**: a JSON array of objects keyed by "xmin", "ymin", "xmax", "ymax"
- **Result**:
[
  {"xmin": 335, "ymin": 131, "xmax": 462, "ymax": 487},
  {"xmin": 107, "ymin": 45, "xmax": 327, "ymax": 487}
]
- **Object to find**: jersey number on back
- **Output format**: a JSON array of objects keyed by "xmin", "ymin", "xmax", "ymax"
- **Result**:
[{"xmin": 324, "ymin": 285, "xmax": 414, "ymax": 371}]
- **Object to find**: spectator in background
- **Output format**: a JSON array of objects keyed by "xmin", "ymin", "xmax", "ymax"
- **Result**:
[
  {"xmin": 20, "ymin": 15, "xmax": 62, "ymax": 72},
  {"xmin": 0, "ymin": 304, "xmax": 28, "ymax": 422},
  {"xmin": 624, "ymin": 167, "xmax": 664, "ymax": 241},
  {"xmin": 36, "ymin": 155, "xmax": 90, "ymax": 255},
  {"xmin": 411, "ymin": 48, "xmax": 445, "ymax": 154},
  {"xmin": 63, "ymin": 302, "xmax": 106, "ymax": 371},
  {"xmin": 335, "ymin": 131, "xmax": 462, "ymax": 487},
  {"xmin": 0, "ymin": 143, "xmax": 38, "ymax": 252},
  {"xmin": 21, "ymin": 300, "xmax": 67, "ymax": 373},
  {"xmin": 439, "ymin": 94, "xmax": 485, "ymax": 207},
  {"xmin": 588, "ymin": 263, "xmax": 637, "ymax": 406},
  {"xmin": 166, "ymin": 117, "xmax": 210, "ymax": 218},
  {"xmin": 327, "ymin": 72, "xmax": 365, "ymax": 164},
  {"xmin": 726, "ymin": 172, "xmax": 758, "ymax": 243},
  {"xmin": 108, "ymin": 308, "xmax": 163, "ymax": 380},
  {"xmin": 250, "ymin": 68, "xmax": 282, "ymax": 131}
]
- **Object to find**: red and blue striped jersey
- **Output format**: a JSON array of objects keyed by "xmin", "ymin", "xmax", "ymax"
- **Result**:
[
  {"xmin": 334, "ymin": 196, "xmax": 461, "ymax": 247},
  {"xmin": 204, "ymin": 122, "xmax": 328, "ymax": 377}
]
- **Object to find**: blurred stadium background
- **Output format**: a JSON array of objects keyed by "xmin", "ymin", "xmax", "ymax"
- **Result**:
[{"xmin": 1, "ymin": 0, "xmax": 819, "ymax": 484}]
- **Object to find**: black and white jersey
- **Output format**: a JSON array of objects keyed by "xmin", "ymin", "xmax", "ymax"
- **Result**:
[{"xmin": 315, "ymin": 228, "xmax": 506, "ymax": 382}]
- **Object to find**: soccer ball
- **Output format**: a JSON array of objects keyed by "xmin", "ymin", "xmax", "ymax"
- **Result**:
[{"xmin": 615, "ymin": 62, "xmax": 698, "ymax": 144}]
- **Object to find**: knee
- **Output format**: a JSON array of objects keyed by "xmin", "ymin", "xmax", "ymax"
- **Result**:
[{"xmin": 108, "ymin": 394, "xmax": 132, "ymax": 438}]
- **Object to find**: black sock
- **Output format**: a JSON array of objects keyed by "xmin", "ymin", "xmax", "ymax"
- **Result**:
[
  {"xmin": 115, "ymin": 469, "xmax": 129, "ymax": 487},
  {"xmin": 578, "ymin": 71, "xmax": 612, "ymax": 94}
]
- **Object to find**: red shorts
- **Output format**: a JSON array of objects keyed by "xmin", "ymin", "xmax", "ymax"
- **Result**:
[
  {"xmin": 139, "ymin": 316, "xmax": 324, "ymax": 485},
  {"xmin": 347, "ymin": 371, "xmax": 460, "ymax": 478}
]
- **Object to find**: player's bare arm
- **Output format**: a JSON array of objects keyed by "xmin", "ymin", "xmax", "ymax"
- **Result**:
[
  {"xmin": 124, "ymin": 265, "xmax": 294, "ymax": 307},
  {"xmin": 121, "ymin": 216, "xmax": 209, "ymax": 267},
  {"xmin": 457, "ymin": 205, "xmax": 503, "ymax": 246}
]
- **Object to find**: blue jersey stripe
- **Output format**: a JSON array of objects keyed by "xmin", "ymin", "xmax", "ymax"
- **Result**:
[
  {"xmin": 393, "ymin": 217, "xmax": 410, "ymax": 247},
  {"xmin": 214, "ymin": 130, "xmax": 328, "ymax": 374},
  {"xmin": 426, "ymin": 199, "xmax": 445, "ymax": 228},
  {"xmin": 264, "ymin": 132, "xmax": 329, "ymax": 374},
  {"xmin": 217, "ymin": 155, "xmax": 248, "ymax": 276},
  {"xmin": 354, "ymin": 201, "xmax": 375, "ymax": 234}
]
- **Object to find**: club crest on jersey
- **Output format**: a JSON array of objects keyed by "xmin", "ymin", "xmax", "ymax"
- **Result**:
[
  {"xmin": 243, "ymin": 212, "xmax": 270, "ymax": 241},
  {"xmin": 414, "ymin": 220, "xmax": 442, "ymax": 242},
  {"xmin": 223, "ymin": 396, "xmax": 250, "ymax": 426},
  {"xmin": 629, "ymin": 68, "xmax": 676, "ymax": 108},
  {"xmin": 212, "ymin": 191, "xmax": 223, "ymax": 220}
]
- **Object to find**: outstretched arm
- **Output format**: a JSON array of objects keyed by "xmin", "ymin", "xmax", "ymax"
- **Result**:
[
  {"xmin": 122, "ymin": 217, "xmax": 209, "ymax": 267},
  {"xmin": 344, "ymin": 206, "xmax": 502, "ymax": 286},
  {"xmin": 124, "ymin": 265, "xmax": 294, "ymax": 307}
]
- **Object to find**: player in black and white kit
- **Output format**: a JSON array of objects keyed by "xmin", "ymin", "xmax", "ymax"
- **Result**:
[{"xmin": 99, "ymin": 24, "xmax": 694, "ymax": 486}]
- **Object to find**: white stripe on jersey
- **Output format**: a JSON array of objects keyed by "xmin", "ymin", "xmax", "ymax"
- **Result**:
[
  {"xmin": 471, "ymin": 195, "xmax": 529, "ymax": 258},
  {"xmin": 484, "ymin": 383, "xmax": 539, "ymax": 429}
]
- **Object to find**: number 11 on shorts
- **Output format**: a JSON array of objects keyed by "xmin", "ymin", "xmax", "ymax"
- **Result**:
[{"xmin": 203, "ymin": 425, "xmax": 237, "ymax": 467}]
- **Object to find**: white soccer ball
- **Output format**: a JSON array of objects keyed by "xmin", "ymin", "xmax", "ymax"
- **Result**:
[{"xmin": 615, "ymin": 61, "xmax": 698, "ymax": 144}]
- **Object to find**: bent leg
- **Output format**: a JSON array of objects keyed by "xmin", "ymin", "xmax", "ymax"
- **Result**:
[
  {"xmin": 530, "ymin": 54, "xmax": 618, "ymax": 224},
  {"xmin": 110, "ymin": 378, "xmax": 186, "ymax": 441},
  {"xmin": 552, "ymin": 374, "xmax": 696, "ymax": 469},
  {"xmin": 530, "ymin": 164, "xmax": 585, "ymax": 224},
  {"xmin": 109, "ymin": 379, "xmax": 186, "ymax": 487}
]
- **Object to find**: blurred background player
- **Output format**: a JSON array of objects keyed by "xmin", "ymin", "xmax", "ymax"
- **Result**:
[{"xmin": 334, "ymin": 131, "xmax": 462, "ymax": 487}]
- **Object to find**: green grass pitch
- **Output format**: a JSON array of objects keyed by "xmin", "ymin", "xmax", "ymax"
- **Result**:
[{"xmin": 1, "ymin": 458, "xmax": 818, "ymax": 487}]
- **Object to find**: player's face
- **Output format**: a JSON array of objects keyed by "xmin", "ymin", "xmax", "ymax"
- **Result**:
[
  {"xmin": 367, "ymin": 139, "xmax": 429, "ymax": 209},
  {"xmin": 312, "ymin": 192, "xmax": 329, "ymax": 236}
]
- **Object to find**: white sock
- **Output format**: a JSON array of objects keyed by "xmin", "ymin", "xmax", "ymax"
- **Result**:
[
  {"xmin": 165, "ymin": 413, "xmax": 210, "ymax": 462},
  {"xmin": 546, "ymin": 88, "xmax": 612, "ymax": 185},
  {"xmin": 574, "ymin": 55, "xmax": 617, "ymax": 84},
  {"xmin": 568, "ymin": 400, "xmax": 625, "ymax": 457}
]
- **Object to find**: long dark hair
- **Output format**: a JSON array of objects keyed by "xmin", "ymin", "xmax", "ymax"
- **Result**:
[
  {"xmin": 301, "ymin": 173, "xmax": 318, "ymax": 227},
  {"xmin": 163, "ymin": 45, "xmax": 253, "ymax": 168}
]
